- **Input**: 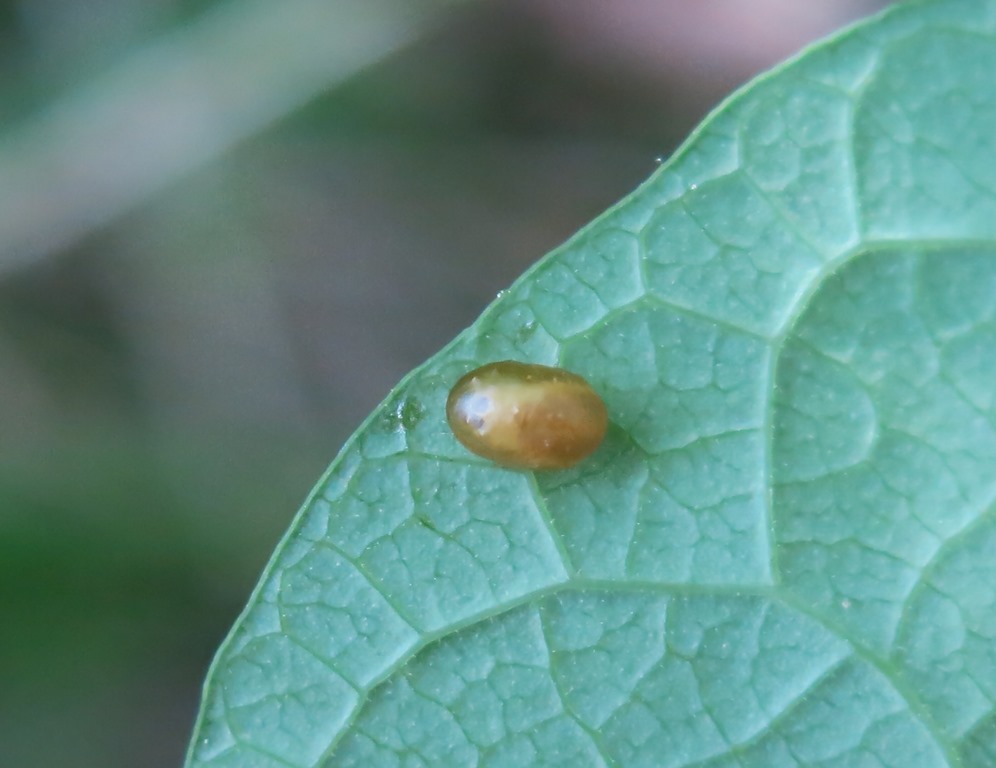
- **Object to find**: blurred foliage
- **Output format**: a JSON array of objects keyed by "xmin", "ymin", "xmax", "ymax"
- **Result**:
[{"xmin": 0, "ymin": 1, "xmax": 887, "ymax": 766}]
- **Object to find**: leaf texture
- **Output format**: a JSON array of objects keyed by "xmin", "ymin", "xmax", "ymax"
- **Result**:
[{"xmin": 187, "ymin": 1, "xmax": 996, "ymax": 765}]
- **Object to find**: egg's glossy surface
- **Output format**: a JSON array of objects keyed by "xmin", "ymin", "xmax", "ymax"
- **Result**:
[{"xmin": 446, "ymin": 360, "xmax": 608, "ymax": 470}]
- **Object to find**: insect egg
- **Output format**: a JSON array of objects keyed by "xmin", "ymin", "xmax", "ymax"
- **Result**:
[{"xmin": 446, "ymin": 360, "xmax": 608, "ymax": 470}]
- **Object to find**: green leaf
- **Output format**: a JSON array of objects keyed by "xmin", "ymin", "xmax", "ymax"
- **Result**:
[{"xmin": 186, "ymin": 1, "xmax": 996, "ymax": 765}]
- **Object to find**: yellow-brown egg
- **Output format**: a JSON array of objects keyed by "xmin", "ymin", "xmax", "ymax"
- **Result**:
[{"xmin": 446, "ymin": 360, "xmax": 608, "ymax": 470}]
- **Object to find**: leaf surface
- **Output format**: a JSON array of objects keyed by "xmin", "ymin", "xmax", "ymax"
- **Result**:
[{"xmin": 187, "ymin": 1, "xmax": 996, "ymax": 765}]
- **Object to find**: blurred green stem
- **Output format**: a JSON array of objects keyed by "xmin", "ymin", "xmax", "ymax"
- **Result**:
[{"xmin": 0, "ymin": 0, "xmax": 436, "ymax": 274}]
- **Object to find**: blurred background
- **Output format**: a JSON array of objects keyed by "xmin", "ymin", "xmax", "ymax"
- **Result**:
[{"xmin": 0, "ymin": 1, "xmax": 890, "ymax": 765}]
